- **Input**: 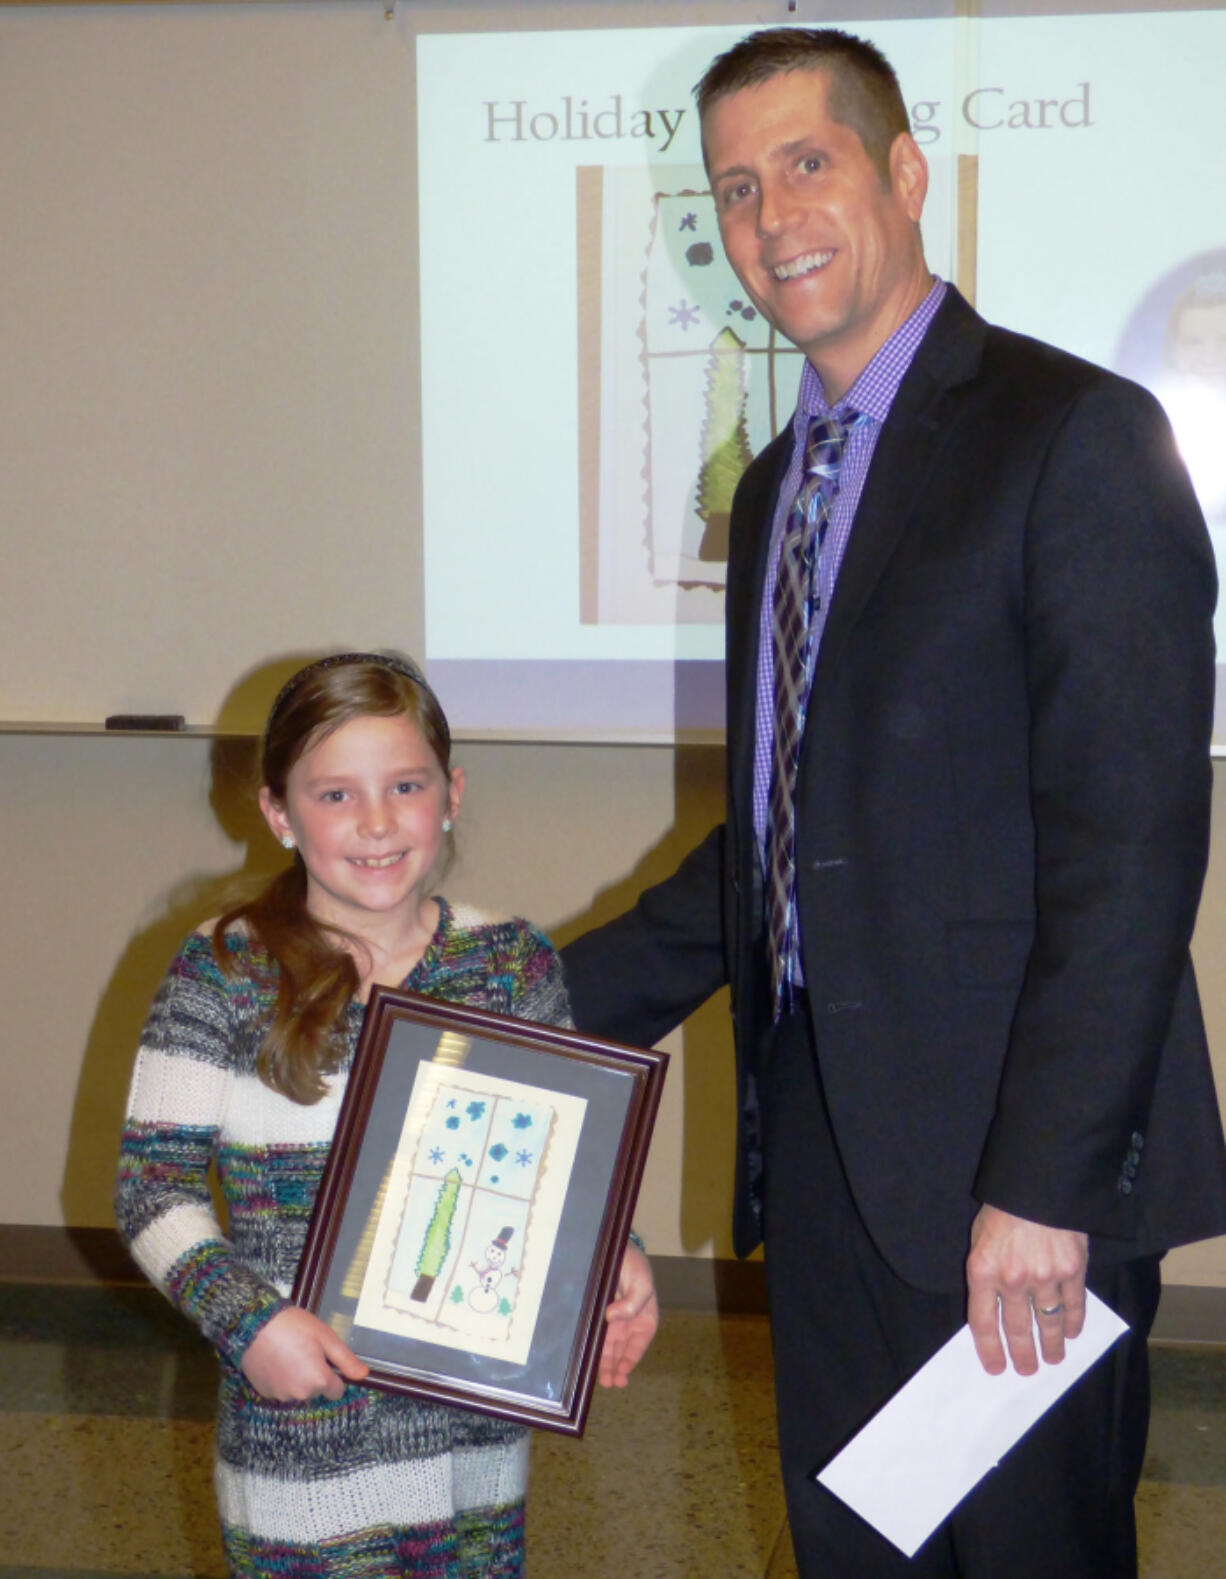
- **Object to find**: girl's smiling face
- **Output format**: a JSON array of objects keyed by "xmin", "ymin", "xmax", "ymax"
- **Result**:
[{"xmin": 259, "ymin": 711, "xmax": 463, "ymax": 935}]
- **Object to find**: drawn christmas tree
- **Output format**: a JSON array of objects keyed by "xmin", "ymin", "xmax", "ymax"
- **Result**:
[
  {"xmin": 694, "ymin": 326, "xmax": 753, "ymax": 563},
  {"xmin": 411, "ymin": 1167, "xmax": 461, "ymax": 1302}
]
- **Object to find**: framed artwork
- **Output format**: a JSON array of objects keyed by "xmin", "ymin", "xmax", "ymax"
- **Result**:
[{"xmin": 292, "ymin": 986, "xmax": 668, "ymax": 1436}]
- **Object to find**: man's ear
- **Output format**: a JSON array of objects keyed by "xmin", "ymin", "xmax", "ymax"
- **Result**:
[{"xmin": 890, "ymin": 131, "xmax": 929, "ymax": 223}]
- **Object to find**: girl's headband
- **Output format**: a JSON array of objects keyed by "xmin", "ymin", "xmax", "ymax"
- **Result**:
[{"xmin": 266, "ymin": 652, "xmax": 434, "ymax": 733}]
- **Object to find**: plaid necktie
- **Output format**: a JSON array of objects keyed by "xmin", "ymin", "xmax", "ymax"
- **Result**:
[{"xmin": 767, "ymin": 412, "xmax": 856, "ymax": 1015}]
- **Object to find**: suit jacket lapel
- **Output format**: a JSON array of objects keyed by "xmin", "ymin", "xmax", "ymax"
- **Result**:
[
  {"xmin": 812, "ymin": 289, "xmax": 987, "ymax": 695},
  {"xmin": 721, "ymin": 427, "xmax": 793, "ymax": 940},
  {"xmin": 726, "ymin": 428, "xmax": 793, "ymax": 789}
]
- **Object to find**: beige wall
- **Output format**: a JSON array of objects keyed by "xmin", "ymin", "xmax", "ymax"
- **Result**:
[{"xmin": 3, "ymin": 733, "xmax": 1224, "ymax": 1285}]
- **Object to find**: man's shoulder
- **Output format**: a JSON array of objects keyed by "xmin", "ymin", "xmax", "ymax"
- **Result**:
[
  {"xmin": 981, "ymin": 319, "xmax": 1115, "ymax": 388},
  {"xmin": 979, "ymin": 324, "xmax": 1174, "ymax": 453},
  {"xmin": 929, "ymin": 287, "xmax": 1156, "ymax": 413}
]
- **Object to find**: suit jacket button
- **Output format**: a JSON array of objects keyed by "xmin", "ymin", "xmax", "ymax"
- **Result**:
[
  {"xmin": 1131, "ymin": 1131, "xmax": 1145, "ymax": 1150},
  {"xmin": 1123, "ymin": 1158, "xmax": 1138, "ymax": 1178},
  {"xmin": 1126, "ymin": 1148, "xmax": 1141, "ymax": 1167},
  {"xmin": 1117, "ymin": 1176, "xmax": 1134, "ymax": 1195}
]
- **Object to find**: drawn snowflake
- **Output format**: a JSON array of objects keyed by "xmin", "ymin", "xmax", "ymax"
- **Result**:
[
  {"xmin": 511, "ymin": 1113, "xmax": 533, "ymax": 1130},
  {"xmin": 446, "ymin": 1098, "xmax": 457, "ymax": 1109},
  {"xmin": 445, "ymin": 1116, "xmax": 460, "ymax": 1130},
  {"xmin": 679, "ymin": 211, "xmax": 698, "ymax": 231},
  {"xmin": 428, "ymin": 1146, "xmax": 445, "ymax": 1165},
  {"xmin": 466, "ymin": 1101, "xmax": 486, "ymax": 1120},
  {"xmin": 515, "ymin": 1148, "xmax": 534, "ymax": 1167},
  {"xmin": 668, "ymin": 299, "xmax": 701, "ymax": 330},
  {"xmin": 489, "ymin": 1142, "xmax": 508, "ymax": 1162}
]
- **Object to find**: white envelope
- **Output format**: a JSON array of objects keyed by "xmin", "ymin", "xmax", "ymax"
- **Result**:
[{"xmin": 816, "ymin": 1291, "xmax": 1130, "ymax": 1557}]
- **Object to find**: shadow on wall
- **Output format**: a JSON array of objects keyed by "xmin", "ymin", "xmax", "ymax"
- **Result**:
[
  {"xmin": 549, "ymin": 742, "xmax": 739, "ymax": 1260},
  {"xmin": 57, "ymin": 655, "xmax": 320, "ymax": 1256},
  {"xmin": 60, "ymin": 661, "xmax": 743, "ymax": 1273}
]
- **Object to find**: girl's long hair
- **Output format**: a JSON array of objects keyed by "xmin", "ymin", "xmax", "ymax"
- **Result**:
[{"xmin": 214, "ymin": 653, "xmax": 453, "ymax": 1104}]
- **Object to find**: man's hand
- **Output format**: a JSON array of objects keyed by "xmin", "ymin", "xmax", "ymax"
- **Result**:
[
  {"xmin": 966, "ymin": 1205, "xmax": 1088, "ymax": 1375},
  {"xmin": 240, "ymin": 1305, "xmax": 370, "ymax": 1401},
  {"xmin": 598, "ymin": 1241, "xmax": 659, "ymax": 1389}
]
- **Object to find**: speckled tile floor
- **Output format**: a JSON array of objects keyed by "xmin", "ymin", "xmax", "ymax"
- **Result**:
[{"xmin": 0, "ymin": 1283, "xmax": 1223, "ymax": 1577}]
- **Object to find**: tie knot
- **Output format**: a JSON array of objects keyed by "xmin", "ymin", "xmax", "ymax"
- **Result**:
[{"xmin": 802, "ymin": 409, "xmax": 858, "ymax": 482}]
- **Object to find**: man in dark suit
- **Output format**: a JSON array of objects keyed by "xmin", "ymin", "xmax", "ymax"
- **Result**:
[{"xmin": 561, "ymin": 27, "xmax": 1226, "ymax": 1578}]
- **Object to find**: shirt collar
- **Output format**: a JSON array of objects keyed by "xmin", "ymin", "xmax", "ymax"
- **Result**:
[{"xmin": 794, "ymin": 276, "xmax": 948, "ymax": 428}]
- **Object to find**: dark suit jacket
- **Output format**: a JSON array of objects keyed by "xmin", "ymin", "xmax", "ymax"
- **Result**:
[{"xmin": 562, "ymin": 287, "xmax": 1226, "ymax": 1291}]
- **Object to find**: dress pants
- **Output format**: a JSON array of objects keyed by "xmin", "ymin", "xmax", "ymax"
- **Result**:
[{"xmin": 759, "ymin": 1002, "xmax": 1161, "ymax": 1579}]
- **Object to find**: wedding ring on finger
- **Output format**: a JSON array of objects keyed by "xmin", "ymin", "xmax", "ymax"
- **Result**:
[{"xmin": 1037, "ymin": 1301, "xmax": 1065, "ymax": 1318}]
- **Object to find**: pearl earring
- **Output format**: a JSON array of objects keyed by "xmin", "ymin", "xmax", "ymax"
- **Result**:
[
  {"xmin": 442, "ymin": 818, "xmax": 453, "ymax": 834},
  {"xmin": 280, "ymin": 834, "xmax": 296, "ymax": 851}
]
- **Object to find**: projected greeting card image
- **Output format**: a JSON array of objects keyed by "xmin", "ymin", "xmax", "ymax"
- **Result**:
[
  {"xmin": 355, "ymin": 1061, "xmax": 587, "ymax": 1365},
  {"xmin": 577, "ymin": 154, "xmax": 953, "ymax": 630},
  {"xmin": 579, "ymin": 164, "xmax": 802, "ymax": 626}
]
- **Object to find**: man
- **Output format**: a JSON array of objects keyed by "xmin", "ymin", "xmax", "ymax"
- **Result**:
[{"xmin": 561, "ymin": 27, "xmax": 1226, "ymax": 1578}]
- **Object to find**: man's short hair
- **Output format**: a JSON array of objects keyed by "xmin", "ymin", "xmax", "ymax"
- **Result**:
[{"xmin": 695, "ymin": 27, "xmax": 910, "ymax": 182}]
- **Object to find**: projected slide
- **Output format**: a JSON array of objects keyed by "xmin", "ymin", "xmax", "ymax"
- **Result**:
[
  {"xmin": 584, "ymin": 165, "xmax": 803, "ymax": 623},
  {"xmin": 416, "ymin": 14, "xmax": 1226, "ymax": 741}
]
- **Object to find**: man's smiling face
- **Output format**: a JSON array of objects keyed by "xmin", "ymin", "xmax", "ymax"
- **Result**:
[{"xmin": 703, "ymin": 67, "xmax": 930, "ymax": 401}]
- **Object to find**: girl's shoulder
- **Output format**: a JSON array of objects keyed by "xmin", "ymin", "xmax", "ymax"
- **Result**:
[
  {"xmin": 440, "ymin": 899, "xmax": 556, "ymax": 959},
  {"xmin": 162, "ymin": 919, "xmax": 277, "ymax": 999},
  {"xmin": 429, "ymin": 898, "xmax": 567, "ymax": 1022},
  {"xmin": 186, "ymin": 915, "xmax": 260, "ymax": 960}
]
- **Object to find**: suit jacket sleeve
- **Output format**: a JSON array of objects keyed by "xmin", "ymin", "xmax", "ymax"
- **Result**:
[
  {"xmin": 560, "ymin": 825, "xmax": 729, "ymax": 1048},
  {"xmin": 973, "ymin": 373, "xmax": 1217, "ymax": 1237}
]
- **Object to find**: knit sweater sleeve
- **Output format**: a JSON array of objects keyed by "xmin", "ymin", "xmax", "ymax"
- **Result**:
[
  {"xmin": 114, "ymin": 935, "xmax": 288, "ymax": 1367},
  {"xmin": 507, "ymin": 920, "xmax": 574, "ymax": 1031}
]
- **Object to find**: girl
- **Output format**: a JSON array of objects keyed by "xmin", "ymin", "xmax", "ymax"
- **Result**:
[{"xmin": 115, "ymin": 652, "xmax": 656, "ymax": 1578}]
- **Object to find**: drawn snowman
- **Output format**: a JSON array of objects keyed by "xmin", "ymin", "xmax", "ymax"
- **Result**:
[{"xmin": 468, "ymin": 1226, "xmax": 517, "ymax": 1314}]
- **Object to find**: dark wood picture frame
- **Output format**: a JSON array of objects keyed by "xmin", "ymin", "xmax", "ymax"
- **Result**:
[{"xmin": 293, "ymin": 986, "xmax": 667, "ymax": 1436}]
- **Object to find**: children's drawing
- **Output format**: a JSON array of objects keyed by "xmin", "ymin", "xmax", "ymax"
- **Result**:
[
  {"xmin": 409, "ymin": 1166, "xmax": 462, "ymax": 1303},
  {"xmin": 465, "ymin": 1224, "xmax": 516, "ymax": 1314},
  {"xmin": 355, "ymin": 1058, "xmax": 587, "ymax": 1366},
  {"xmin": 582, "ymin": 156, "xmax": 952, "ymax": 626},
  {"xmin": 583, "ymin": 166, "xmax": 802, "ymax": 627}
]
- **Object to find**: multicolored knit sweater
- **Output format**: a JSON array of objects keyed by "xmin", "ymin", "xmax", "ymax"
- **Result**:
[{"xmin": 115, "ymin": 898, "xmax": 570, "ymax": 1579}]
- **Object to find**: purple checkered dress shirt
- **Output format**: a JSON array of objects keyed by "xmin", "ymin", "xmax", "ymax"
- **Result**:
[{"xmin": 752, "ymin": 278, "xmax": 947, "ymax": 985}]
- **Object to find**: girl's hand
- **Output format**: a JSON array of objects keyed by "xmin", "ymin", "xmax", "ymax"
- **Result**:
[
  {"xmin": 599, "ymin": 1241, "xmax": 659, "ymax": 1389},
  {"xmin": 240, "ymin": 1306, "xmax": 370, "ymax": 1401}
]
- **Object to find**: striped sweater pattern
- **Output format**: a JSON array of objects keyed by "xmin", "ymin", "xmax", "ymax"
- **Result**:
[{"xmin": 116, "ymin": 898, "xmax": 570, "ymax": 1578}]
